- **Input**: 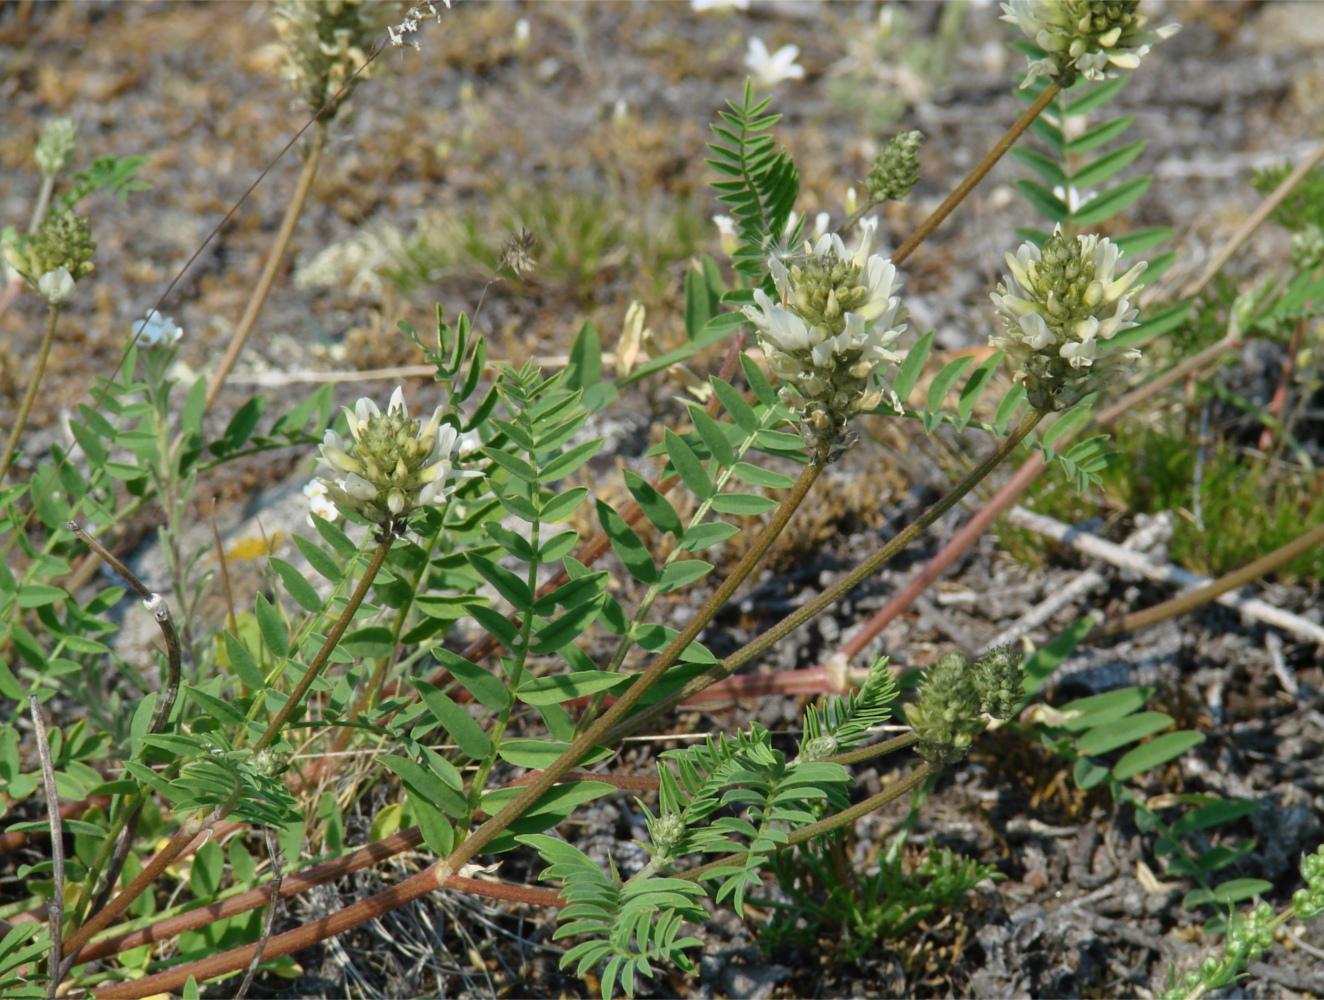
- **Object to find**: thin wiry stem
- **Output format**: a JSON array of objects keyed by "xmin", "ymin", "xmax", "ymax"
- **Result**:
[{"xmin": 0, "ymin": 304, "xmax": 60, "ymax": 482}]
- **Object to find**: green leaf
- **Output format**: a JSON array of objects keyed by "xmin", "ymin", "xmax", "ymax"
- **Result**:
[
  {"xmin": 531, "ymin": 597, "xmax": 606, "ymax": 654},
  {"xmin": 658, "ymin": 559, "xmax": 714, "ymax": 592},
  {"xmin": 595, "ymin": 499, "xmax": 657, "ymax": 584},
  {"xmin": 254, "ymin": 594, "xmax": 289, "ymax": 659},
  {"xmin": 1076, "ymin": 711, "xmax": 1173, "ymax": 756},
  {"xmin": 957, "ymin": 352, "xmax": 1002, "ymax": 425},
  {"xmin": 732, "ymin": 462, "xmax": 794, "ymax": 489},
  {"xmin": 539, "ymin": 530, "xmax": 579, "ymax": 563},
  {"xmin": 487, "ymin": 523, "xmax": 537, "ymax": 561},
  {"xmin": 185, "ymin": 686, "xmax": 247, "ymax": 727},
  {"xmin": 994, "ymin": 384, "xmax": 1028, "ymax": 433},
  {"xmin": 434, "ymin": 649, "xmax": 510, "ymax": 710},
  {"xmin": 1110, "ymin": 226, "xmax": 1173, "ymax": 256},
  {"xmin": 1171, "ymin": 799, "xmax": 1260, "ymax": 836},
  {"xmin": 711, "ymin": 378, "xmax": 759, "ymax": 433},
  {"xmin": 665, "ymin": 430, "xmax": 714, "ymax": 500},
  {"xmin": 1029, "ymin": 116, "xmax": 1065, "ymax": 152},
  {"xmin": 926, "ymin": 354, "xmax": 973, "ymax": 414},
  {"xmin": 15, "ymin": 584, "xmax": 66, "ymax": 608},
  {"xmin": 224, "ymin": 632, "xmax": 265, "ymax": 690},
  {"xmin": 1183, "ymin": 879, "xmax": 1273, "ymax": 908},
  {"xmin": 270, "ymin": 558, "xmax": 323, "ymax": 613},
  {"xmin": 498, "ymin": 740, "xmax": 613, "ymax": 769},
  {"xmin": 485, "ymin": 448, "xmax": 538, "ymax": 484},
  {"xmin": 1015, "ymin": 179, "xmax": 1069, "ymax": 223},
  {"xmin": 680, "ymin": 521, "xmax": 739, "ymax": 551},
  {"xmin": 740, "ymin": 353, "xmax": 779, "ymax": 407},
  {"xmin": 340, "ymin": 626, "xmax": 395, "ymax": 658},
  {"xmin": 412, "ymin": 681, "xmax": 492, "ymax": 759},
  {"xmin": 380, "ymin": 755, "xmax": 466, "ymax": 818},
  {"xmin": 467, "ymin": 553, "xmax": 533, "ymax": 610},
  {"xmin": 1111, "ymin": 730, "xmax": 1205, "ymax": 781},
  {"xmin": 541, "ymin": 486, "xmax": 589, "ymax": 523},
  {"xmin": 1041, "ymin": 405, "xmax": 1093, "ymax": 449},
  {"xmin": 179, "ymin": 376, "xmax": 209, "ymax": 439},
  {"xmin": 1073, "ymin": 757, "xmax": 1112, "ymax": 790},
  {"xmin": 1112, "ymin": 301, "xmax": 1192, "ymax": 351},
  {"xmin": 710, "ymin": 493, "xmax": 777, "ymax": 515},
  {"xmin": 688, "ymin": 405, "xmax": 736, "ymax": 469},
  {"xmin": 1022, "ymin": 616, "xmax": 1095, "ymax": 696},
  {"xmin": 1010, "ymin": 147, "xmax": 1068, "ymax": 188},
  {"xmin": 542, "ymin": 438, "xmax": 603, "ymax": 482},
  {"xmin": 293, "ymin": 534, "xmax": 343, "ymax": 584},
  {"xmin": 623, "ymin": 470, "xmax": 683, "ymax": 537},
  {"xmin": 1069, "ymin": 141, "xmax": 1146, "ymax": 188},
  {"xmin": 564, "ymin": 320, "xmax": 603, "ymax": 391},
  {"xmin": 312, "ymin": 514, "xmax": 357, "ymax": 557},
  {"xmin": 1056, "ymin": 686, "xmax": 1153, "ymax": 733},
  {"xmin": 1071, "ymin": 176, "xmax": 1152, "ymax": 226},
  {"xmin": 893, "ymin": 330, "xmax": 933, "ymax": 404},
  {"xmin": 1063, "ymin": 75, "xmax": 1129, "ymax": 116},
  {"xmin": 1066, "ymin": 115, "xmax": 1135, "ymax": 154},
  {"xmin": 469, "ymin": 604, "xmax": 521, "ymax": 648},
  {"xmin": 518, "ymin": 671, "xmax": 625, "ymax": 706}
]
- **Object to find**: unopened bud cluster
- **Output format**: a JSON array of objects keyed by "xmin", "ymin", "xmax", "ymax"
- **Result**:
[
  {"xmin": 990, "ymin": 227, "xmax": 1145, "ymax": 412},
  {"xmin": 1002, "ymin": 1, "xmax": 1180, "ymax": 88},
  {"xmin": 646, "ymin": 811, "xmax": 688, "ymax": 864},
  {"xmin": 35, "ymin": 117, "xmax": 78, "ymax": 178},
  {"xmin": 318, "ymin": 387, "xmax": 471, "ymax": 533},
  {"xmin": 905, "ymin": 648, "xmax": 1025, "ymax": 764},
  {"xmin": 1291, "ymin": 224, "xmax": 1324, "ymax": 272},
  {"xmin": 743, "ymin": 219, "xmax": 908, "ymax": 453},
  {"xmin": 272, "ymin": 0, "xmax": 390, "ymax": 118},
  {"xmin": 866, "ymin": 130, "xmax": 923, "ymax": 205},
  {"xmin": 2, "ymin": 210, "xmax": 96, "ymax": 306}
]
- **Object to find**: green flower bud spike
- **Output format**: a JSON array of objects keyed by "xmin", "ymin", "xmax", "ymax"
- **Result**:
[
  {"xmin": 866, "ymin": 130, "xmax": 923, "ymax": 205},
  {"xmin": 272, "ymin": 0, "xmax": 391, "ymax": 118},
  {"xmin": 35, "ymin": 117, "xmax": 78, "ymax": 178},
  {"xmin": 972, "ymin": 645, "xmax": 1024, "ymax": 721},
  {"xmin": 904, "ymin": 653, "xmax": 986, "ymax": 765},
  {"xmin": 317, "ymin": 386, "xmax": 476, "ymax": 535},
  {"xmin": 990, "ymin": 226, "xmax": 1146, "ymax": 412}
]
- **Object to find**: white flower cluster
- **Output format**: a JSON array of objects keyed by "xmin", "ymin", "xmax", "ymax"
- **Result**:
[
  {"xmin": 317, "ymin": 387, "xmax": 476, "ymax": 530},
  {"xmin": 743, "ymin": 219, "xmax": 908, "ymax": 450},
  {"xmin": 131, "ymin": 310, "xmax": 183, "ymax": 349},
  {"xmin": 991, "ymin": 228, "xmax": 1146, "ymax": 411},
  {"xmin": 1002, "ymin": 0, "xmax": 1179, "ymax": 88}
]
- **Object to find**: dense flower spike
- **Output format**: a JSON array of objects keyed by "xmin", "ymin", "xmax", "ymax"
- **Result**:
[
  {"xmin": 2, "ymin": 209, "xmax": 96, "ymax": 306},
  {"xmin": 990, "ymin": 227, "xmax": 1146, "ymax": 412},
  {"xmin": 317, "ymin": 387, "xmax": 473, "ymax": 533},
  {"xmin": 866, "ymin": 130, "xmax": 924, "ymax": 205},
  {"xmin": 34, "ymin": 117, "xmax": 77, "ymax": 178},
  {"xmin": 904, "ymin": 653, "xmax": 986, "ymax": 765},
  {"xmin": 1002, "ymin": 0, "xmax": 1179, "ymax": 88},
  {"xmin": 743, "ymin": 219, "xmax": 908, "ymax": 452}
]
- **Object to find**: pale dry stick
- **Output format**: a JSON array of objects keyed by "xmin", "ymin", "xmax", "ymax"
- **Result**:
[
  {"xmin": 1088, "ymin": 516, "xmax": 1324, "ymax": 644},
  {"xmin": 978, "ymin": 512, "xmax": 1174, "ymax": 654},
  {"xmin": 30, "ymin": 697, "xmax": 64, "ymax": 1000},
  {"xmin": 202, "ymin": 121, "xmax": 326, "ymax": 413},
  {"xmin": 0, "ymin": 305, "xmax": 60, "ymax": 482},
  {"xmin": 1007, "ymin": 506, "xmax": 1324, "ymax": 645}
]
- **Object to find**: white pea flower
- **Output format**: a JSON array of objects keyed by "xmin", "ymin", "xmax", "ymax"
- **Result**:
[
  {"xmin": 692, "ymin": 0, "xmax": 749, "ymax": 11},
  {"xmin": 713, "ymin": 214, "xmax": 740, "ymax": 258},
  {"xmin": 745, "ymin": 37, "xmax": 805, "ymax": 88},
  {"xmin": 303, "ymin": 479, "xmax": 341, "ymax": 525},
  {"xmin": 132, "ymin": 310, "xmax": 184, "ymax": 349}
]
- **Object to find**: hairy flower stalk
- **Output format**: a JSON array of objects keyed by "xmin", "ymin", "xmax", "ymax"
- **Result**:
[
  {"xmin": 991, "ymin": 227, "xmax": 1146, "ymax": 412},
  {"xmin": 744, "ymin": 219, "xmax": 908, "ymax": 452},
  {"xmin": 318, "ymin": 387, "xmax": 473, "ymax": 534},
  {"xmin": 1002, "ymin": 0, "xmax": 1180, "ymax": 88}
]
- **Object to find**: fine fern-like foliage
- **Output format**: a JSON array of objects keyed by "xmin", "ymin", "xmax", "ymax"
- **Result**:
[
  {"xmin": 800, "ymin": 654, "xmax": 899, "ymax": 759},
  {"xmin": 706, "ymin": 79, "xmax": 800, "ymax": 279}
]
